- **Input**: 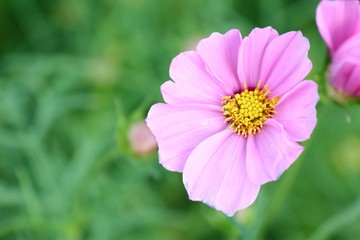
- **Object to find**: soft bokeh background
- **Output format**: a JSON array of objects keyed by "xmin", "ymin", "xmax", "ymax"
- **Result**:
[{"xmin": 1, "ymin": 0, "xmax": 360, "ymax": 239}]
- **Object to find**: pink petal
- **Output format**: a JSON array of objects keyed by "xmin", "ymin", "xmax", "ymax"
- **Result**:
[
  {"xmin": 164, "ymin": 51, "xmax": 226, "ymax": 105},
  {"xmin": 246, "ymin": 119, "xmax": 304, "ymax": 185},
  {"xmin": 260, "ymin": 31, "xmax": 312, "ymax": 97},
  {"xmin": 330, "ymin": 34, "xmax": 360, "ymax": 97},
  {"xmin": 274, "ymin": 81, "xmax": 319, "ymax": 142},
  {"xmin": 183, "ymin": 129, "xmax": 260, "ymax": 216},
  {"xmin": 345, "ymin": 67, "xmax": 360, "ymax": 97},
  {"xmin": 238, "ymin": 27, "xmax": 279, "ymax": 89},
  {"xmin": 146, "ymin": 103, "xmax": 225, "ymax": 172},
  {"xmin": 330, "ymin": 62, "xmax": 360, "ymax": 98},
  {"xmin": 316, "ymin": 0, "xmax": 360, "ymax": 54},
  {"xmin": 196, "ymin": 29, "xmax": 242, "ymax": 95}
]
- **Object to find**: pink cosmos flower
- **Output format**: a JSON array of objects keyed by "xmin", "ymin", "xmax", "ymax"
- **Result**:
[
  {"xmin": 316, "ymin": 0, "xmax": 360, "ymax": 97},
  {"xmin": 146, "ymin": 27, "xmax": 319, "ymax": 216}
]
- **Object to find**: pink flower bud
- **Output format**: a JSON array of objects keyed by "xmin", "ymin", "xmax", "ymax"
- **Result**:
[{"xmin": 128, "ymin": 121, "xmax": 157, "ymax": 156}]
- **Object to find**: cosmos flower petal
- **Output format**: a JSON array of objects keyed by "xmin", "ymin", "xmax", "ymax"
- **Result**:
[
  {"xmin": 316, "ymin": 0, "xmax": 360, "ymax": 54},
  {"xmin": 345, "ymin": 67, "xmax": 360, "ymax": 97},
  {"xmin": 183, "ymin": 129, "xmax": 261, "ymax": 216},
  {"xmin": 146, "ymin": 103, "xmax": 225, "ymax": 172},
  {"xmin": 161, "ymin": 80, "xmax": 221, "ymax": 106},
  {"xmin": 260, "ymin": 31, "xmax": 312, "ymax": 97},
  {"xmin": 196, "ymin": 29, "xmax": 242, "ymax": 95},
  {"xmin": 274, "ymin": 81, "xmax": 319, "ymax": 142},
  {"xmin": 330, "ymin": 34, "xmax": 360, "ymax": 97},
  {"xmin": 238, "ymin": 27, "xmax": 279, "ymax": 89},
  {"xmin": 164, "ymin": 51, "xmax": 226, "ymax": 105},
  {"xmin": 246, "ymin": 119, "xmax": 304, "ymax": 185}
]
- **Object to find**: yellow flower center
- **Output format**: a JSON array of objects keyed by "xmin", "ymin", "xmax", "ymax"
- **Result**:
[{"xmin": 222, "ymin": 81, "xmax": 280, "ymax": 137}]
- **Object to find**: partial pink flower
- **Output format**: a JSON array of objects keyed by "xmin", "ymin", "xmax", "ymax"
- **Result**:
[
  {"xmin": 128, "ymin": 121, "xmax": 157, "ymax": 156},
  {"xmin": 316, "ymin": 0, "xmax": 360, "ymax": 98},
  {"xmin": 316, "ymin": 0, "xmax": 360, "ymax": 55},
  {"xmin": 146, "ymin": 28, "xmax": 319, "ymax": 216}
]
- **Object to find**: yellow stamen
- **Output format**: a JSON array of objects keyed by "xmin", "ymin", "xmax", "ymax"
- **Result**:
[{"xmin": 222, "ymin": 81, "xmax": 280, "ymax": 137}]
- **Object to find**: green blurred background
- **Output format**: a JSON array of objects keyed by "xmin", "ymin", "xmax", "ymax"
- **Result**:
[{"xmin": 1, "ymin": 0, "xmax": 360, "ymax": 239}]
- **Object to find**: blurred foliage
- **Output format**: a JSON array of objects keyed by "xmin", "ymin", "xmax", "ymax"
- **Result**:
[{"xmin": 0, "ymin": 0, "xmax": 360, "ymax": 239}]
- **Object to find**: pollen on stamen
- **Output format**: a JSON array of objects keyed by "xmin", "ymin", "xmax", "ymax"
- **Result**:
[{"xmin": 221, "ymin": 81, "xmax": 280, "ymax": 137}]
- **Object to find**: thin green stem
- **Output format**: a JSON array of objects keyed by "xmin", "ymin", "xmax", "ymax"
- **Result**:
[
  {"xmin": 254, "ymin": 144, "xmax": 308, "ymax": 239},
  {"xmin": 254, "ymin": 102, "xmax": 329, "ymax": 239},
  {"xmin": 229, "ymin": 217, "xmax": 255, "ymax": 240},
  {"xmin": 308, "ymin": 197, "xmax": 360, "ymax": 240}
]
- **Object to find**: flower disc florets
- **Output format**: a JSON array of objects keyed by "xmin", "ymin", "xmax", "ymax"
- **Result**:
[{"xmin": 222, "ymin": 81, "xmax": 280, "ymax": 137}]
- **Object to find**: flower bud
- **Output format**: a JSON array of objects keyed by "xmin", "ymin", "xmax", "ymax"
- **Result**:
[{"xmin": 128, "ymin": 121, "xmax": 157, "ymax": 156}]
